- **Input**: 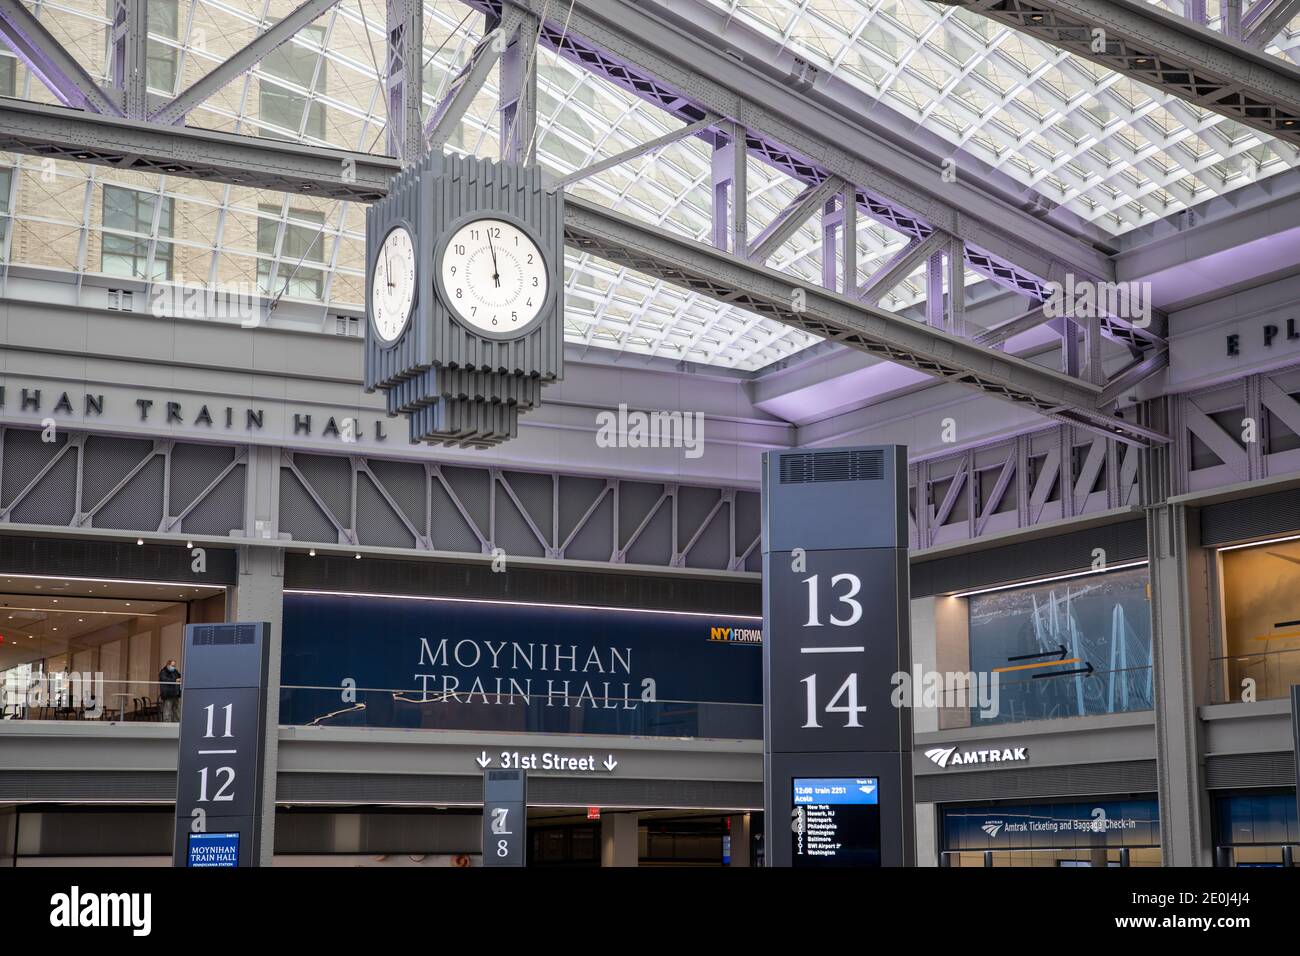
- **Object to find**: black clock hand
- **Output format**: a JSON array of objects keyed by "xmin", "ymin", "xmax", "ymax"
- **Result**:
[{"xmin": 487, "ymin": 230, "xmax": 501, "ymax": 288}]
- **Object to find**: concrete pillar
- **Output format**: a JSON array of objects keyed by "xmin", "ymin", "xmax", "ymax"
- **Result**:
[
  {"xmin": 1147, "ymin": 503, "xmax": 1214, "ymax": 866},
  {"xmin": 233, "ymin": 545, "xmax": 284, "ymax": 867},
  {"xmin": 934, "ymin": 594, "xmax": 972, "ymax": 730},
  {"xmin": 727, "ymin": 814, "xmax": 751, "ymax": 867},
  {"xmin": 915, "ymin": 802, "xmax": 938, "ymax": 866},
  {"xmin": 600, "ymin": 811, "xmax": 638, "ymax": 867}
]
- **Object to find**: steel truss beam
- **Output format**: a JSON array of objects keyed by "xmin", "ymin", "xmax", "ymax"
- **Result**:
[
  {"xmin": 934, "ymin": 0, "xmax": 1300, "ymax": 145},
  {"xmin": 564, "ymin": 196, "xmax": 1167, "ymax": 447},
  {"xmin": 0, "ymin": 0, "xmax": 122, "ymax": 115},
  {"xmin": 151, "ymin": 0, "xmax": 345, "ymax": 127},
  {"xmin": 908, "ymin": 425, "xmax": 1140, "ymax": 550},
  {"xmin": 0, "ymin": 97, "xmax": 399, "ymax": 201},
  {"xmin": 469, "ymin": 0, "xmax": 1115, "ymax": 297}
]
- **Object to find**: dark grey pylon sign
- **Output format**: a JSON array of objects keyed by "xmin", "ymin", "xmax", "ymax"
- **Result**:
[
  {"xmin": 762, "ymin": 446, "xmax": 914, "ymax": 867},
  {"xmin": 1292, "ymin": 685, "xmax": 1299, "ymax": 836},
  {"xmin": 172, "ymin": 622, "xmax": 271, "ymax": 867},
  {"xmin": 483, "ymin": 768, "xmax": 527, "ymax": 867}
]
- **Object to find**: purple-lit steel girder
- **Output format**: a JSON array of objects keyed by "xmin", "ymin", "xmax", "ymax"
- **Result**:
[
  {"xmin": 477, "ymin": 1, "xmax": 1170, "ymax": 356},
  {"xmin": 461, "ymin": 0, "xmax": 1056, "ymax": 304},
  {"xmin": 0, "ymin": 0, "xmax": 122, "ymax": 115}
]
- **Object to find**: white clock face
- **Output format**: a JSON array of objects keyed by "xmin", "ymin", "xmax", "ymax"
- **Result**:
[
  {"xmin": 371, "ymin": 225, "xmax": 416, "ymax": 344},
  {"xmin": 439, "ymin": 217, "xmax": 548, "ymax": 336}
]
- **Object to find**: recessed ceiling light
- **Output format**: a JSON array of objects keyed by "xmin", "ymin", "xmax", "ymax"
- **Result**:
[
  {"xmin": 354, "ymin": 553, "xmax": 361, "ymax": 560},
  {"xmin": 309, "ymin": 549, "xmax": 316, "ymax": 557},
  {"xmin": 137, "ymin": 538, "xmax": 144, "ymax": 545}
]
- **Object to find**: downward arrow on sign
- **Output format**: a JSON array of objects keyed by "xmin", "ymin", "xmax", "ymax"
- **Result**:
[
  {"xmin": 603, "ymin": 755, "xmax": 618, "ymax": 771},
  {"xmin": 475, "ymin": 751, "xmax": 491, "ymax": 768}
]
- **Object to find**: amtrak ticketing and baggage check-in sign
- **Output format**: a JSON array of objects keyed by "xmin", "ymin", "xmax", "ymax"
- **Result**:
[
  {"xmin": 762, "ymin": 446, "xmax": 914, "ymax": 867},
  {"xmin": 172, "ymin": 622, "xmax": 272, "ymax": 868}
]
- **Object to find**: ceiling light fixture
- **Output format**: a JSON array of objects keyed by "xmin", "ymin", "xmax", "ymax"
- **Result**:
[
  {"xmin": 949, "ymin": 560, "xmax": 1149, "ymax": 598},
  {"xmin": 1218, "ymin": 532, "xmax": 1300, "ymax": 553}
]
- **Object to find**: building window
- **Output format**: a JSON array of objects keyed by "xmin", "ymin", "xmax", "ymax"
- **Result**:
[
  {"xmin": 1217, "ymin": 536, "xmax": 1300, "ymax": 702},
  {"xmin": 0, "ymin": 52, "xmax": 16, "ymax": 98},
  {"xmin": 101, "ymin": 185, "xmax": 174, "ymax": 281},
  {"xmin": 147, "ymin": 0, "xmax": 180, "ymax": 94},
  {"xmin": 0, "ymin": 166, "xmax": 13, "ymax": 254},
  {"xmin": 258, "ymin": 204, "xmax": 325, "ymax": 301},
  {"xmin": 259, "ymin": 24, "xmax": 326, "ymax": 140},
  {"xmin": 102, "ymin": 0, "xmax": 179, "ymax": 95}
]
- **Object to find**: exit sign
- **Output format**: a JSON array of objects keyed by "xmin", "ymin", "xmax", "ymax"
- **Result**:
[{"xmin": 587, "ymin": 807, "xmax": 601, "ymax": 820}]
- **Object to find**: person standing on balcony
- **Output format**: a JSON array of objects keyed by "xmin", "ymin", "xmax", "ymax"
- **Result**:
[{"xmin": 158, "ymin": 660, "xmax": 183, "ymax": 722}]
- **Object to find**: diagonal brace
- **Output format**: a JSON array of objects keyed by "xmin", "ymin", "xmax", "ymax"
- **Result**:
[
  {"xmin": 0, "ymin": 0, "xmax": 122, "ymax": 115},
  {"xmin": 151, "ymin": 0, "xmax": 345, "ymax": 126},
  {"xmin": 746, "ymin": 175, "xmax": 843, "ymax": 263},
  {"xmin": 425, "ymin": 5, "xmax": 525, "ymax": 150}
]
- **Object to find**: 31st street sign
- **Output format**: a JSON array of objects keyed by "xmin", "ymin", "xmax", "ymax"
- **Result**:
[{"xmin": 474, "ymin": 750, "xmax": 619, "ymax": 773}]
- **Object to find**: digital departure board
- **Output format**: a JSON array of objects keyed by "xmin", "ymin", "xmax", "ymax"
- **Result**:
[{"xmin": 792, "ymin": 777, "xmax": 881, "ymax": 867}]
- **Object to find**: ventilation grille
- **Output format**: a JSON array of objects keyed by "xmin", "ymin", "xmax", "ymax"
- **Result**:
[
  {"xmin": 106, "ymin": 289, "xmax": 134, "ymax": 311},
  {"xmin": 780, "ymin": 449, "xmax": 884, "ymax": 483},
  {"xmin": 1204, "ymin": 752, "xmax": 1296, "ymax": 789}
]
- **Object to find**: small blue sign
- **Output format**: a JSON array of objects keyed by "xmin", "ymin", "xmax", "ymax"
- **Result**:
[
  {"xmin": 793, "ymin": 777, "xmax": 879, "ymax": 805},
  {"xmin": 188, "ymin": 832, "xmax": 240, "ymax": 867}
]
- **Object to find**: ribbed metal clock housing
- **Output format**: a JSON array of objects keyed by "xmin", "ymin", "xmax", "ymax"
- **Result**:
[{"xmin": 364, "ymin": 151, "xmax": 564, "ymax": 447}]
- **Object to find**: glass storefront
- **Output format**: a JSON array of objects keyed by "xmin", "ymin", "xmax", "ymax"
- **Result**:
[
  {"xmin": 0, "ymin": 576, "xmax": 226, "ymax": 721},
  {"xmin": 1213, "ymin": 791, "xmax": 1299, "ymax": 866},
  {"xmin": 1214, "ymin": 536, "xmax": 1300, "ymax": 702},
  {"xmin": 962, "ymin": 566, "xmax": 1154, "ymax": 725},
  {"xmin": 940, "ymin": 797, "xmax": 1161, "ymax": 867},
  {"xmin": 279, "ymin": 591, "xmax": 763, "ymax": 738}
]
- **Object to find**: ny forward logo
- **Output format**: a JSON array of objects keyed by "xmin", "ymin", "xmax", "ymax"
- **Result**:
[{"xmin": 981, "ymin": 821, "xmax": 1004, "ymax": 838}]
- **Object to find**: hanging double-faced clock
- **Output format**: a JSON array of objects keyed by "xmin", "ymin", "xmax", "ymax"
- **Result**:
[{"xmin": 363, "ymin": 152, "xmax": 564, "ymax": 448}]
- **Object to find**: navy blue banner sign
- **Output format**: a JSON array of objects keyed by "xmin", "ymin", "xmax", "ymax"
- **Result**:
[
  {"xmin": 280, "ymin": 593, "xmax": 762, "ymax": 737},
  {"xmin": 943, "ymin": 799, "xmax": 1160, "ymax": 851}
]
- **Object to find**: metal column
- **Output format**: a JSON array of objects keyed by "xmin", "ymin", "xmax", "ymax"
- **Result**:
[{"xmin": 1146, "ymin": 501, "xmax": 1214, "ymax": 866}]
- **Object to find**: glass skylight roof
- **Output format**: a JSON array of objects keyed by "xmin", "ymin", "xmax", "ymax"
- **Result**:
[
  {"xmin": 706, "ymin": 0, "xmax": 1300, "ymax": 232},
  {"xmin": 0, "ymin": 0, "xmax": 1295, "ymax": 371}
]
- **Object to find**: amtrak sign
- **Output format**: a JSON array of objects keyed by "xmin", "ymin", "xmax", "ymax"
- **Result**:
[{"xmin": 924, "ymin": 745, "xmax": 1029, "ymax": 769}]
